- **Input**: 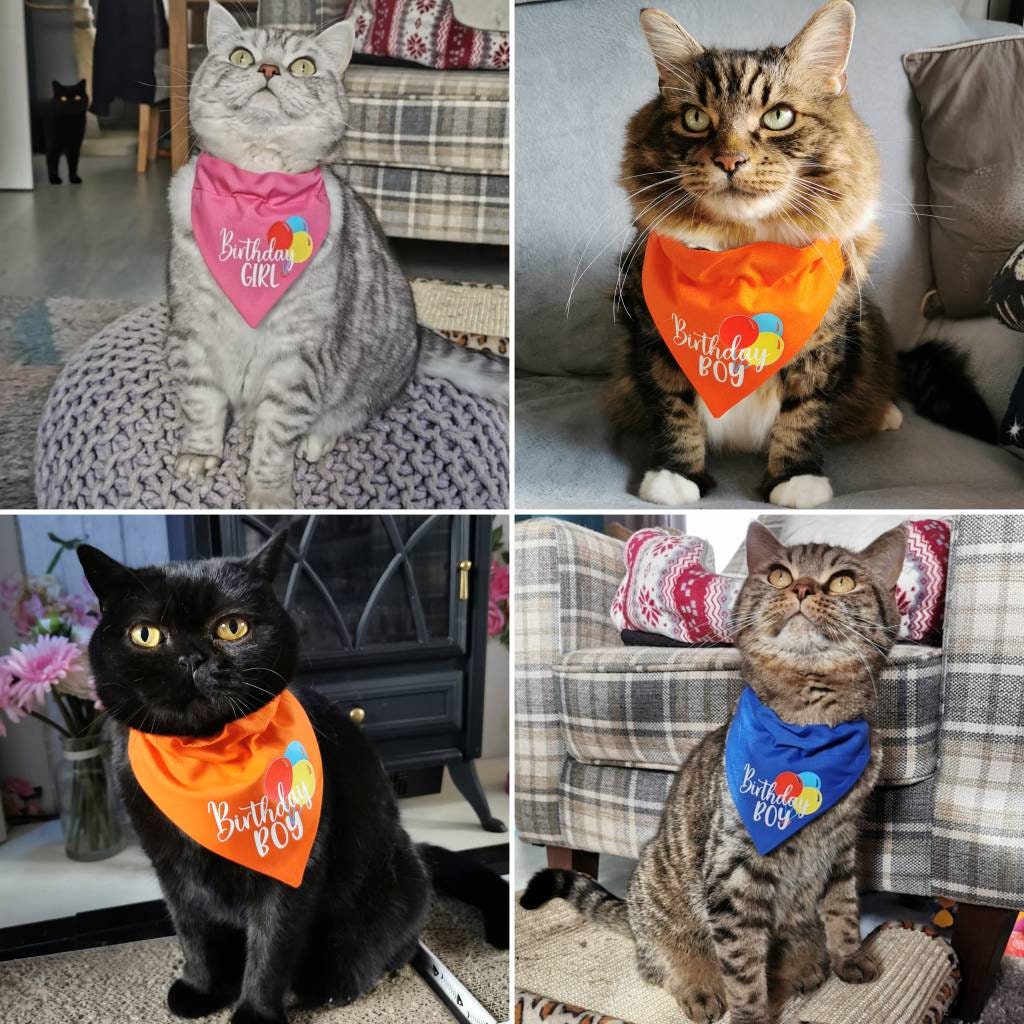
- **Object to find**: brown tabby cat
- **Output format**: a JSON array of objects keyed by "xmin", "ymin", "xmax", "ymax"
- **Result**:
[
  {"xmin": 607, "ymin": 1, "xmax": 993, "ymax": 508},
  {"xmin": 522, "ymin": 522, "xmax": 907, "ymax": 1024}
]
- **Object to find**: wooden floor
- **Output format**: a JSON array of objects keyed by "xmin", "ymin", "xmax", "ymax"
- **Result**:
[{"xmin": 0, "ymin": 155, "xmax": 508, "ymax": 302}]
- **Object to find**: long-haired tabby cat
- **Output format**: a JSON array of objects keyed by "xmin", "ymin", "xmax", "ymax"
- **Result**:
[
  {"xmin": 78, "ymin": 533, "xmax": 507, "ymax": 1024},
  {"xmin": 608, "ymin": 1, "xmax": 994, "ymax": 508},
  {"xmin": 523, "ymin": 522, "xmax": 907, "ymax": 1024},
  {"xmin": 171, "ymin": 2, "xmax": 506, "ymax": 508}
]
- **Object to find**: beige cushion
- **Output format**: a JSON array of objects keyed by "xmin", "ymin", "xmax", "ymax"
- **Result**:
[{"xmin": 903, "ymin": 36, "xmax": 1024, "ymax": 317}]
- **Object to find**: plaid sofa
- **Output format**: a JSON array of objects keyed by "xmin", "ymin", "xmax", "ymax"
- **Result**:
[
  {"xmin": 514, "ymin": 516, "xmax": 1024, "ymax": 911},
  {"xmin": 258, "ymin": 0, "xmax": 508, "ymax": 244}
]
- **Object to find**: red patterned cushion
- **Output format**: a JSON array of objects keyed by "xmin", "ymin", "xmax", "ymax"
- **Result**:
[
  {"xmin": 611, "ymin": 521, "xmax": 951, "ymax": 646},
  {"xmin": 346, "ymin": 0, "xmax": 510, "ymax": 70}
]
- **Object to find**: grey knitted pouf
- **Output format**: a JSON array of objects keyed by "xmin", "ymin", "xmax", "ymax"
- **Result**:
[{"xmin": 35, "ymin": 302, "xmax": 508, "ymax": 509}]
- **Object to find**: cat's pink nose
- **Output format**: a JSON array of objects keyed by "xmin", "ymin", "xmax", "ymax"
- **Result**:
[
  {"xmin": 713, "ymin": 151, "xmax": 748, "ymax": 175},
  {"xmin": 258, "ymin": 63, "xmax": 281, "ymax": 80},
  {"xmin": 792, "ymin": 578, "xmax": 818, "ymax": 601}
]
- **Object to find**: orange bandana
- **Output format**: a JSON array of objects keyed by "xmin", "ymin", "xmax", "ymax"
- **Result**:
[
  {"xmin": 128, "ymin": 690, "xmax": 322, "ymax": 888},
  {"xmin": 642, "ymin": 233, "xmax": 845, "ymax": 418}
]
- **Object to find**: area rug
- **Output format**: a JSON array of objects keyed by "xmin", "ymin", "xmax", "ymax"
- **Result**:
[
  {"xmin": 1, "ymin": 281, "xmax": 508, "ymax": 510},
  {"xmin": 515, "ymin": 901, "xmax": 960, "ymax": 1024},
  {"xmin": 0, "ymin": 895, "xmax": 507, "ymax": 1024}
]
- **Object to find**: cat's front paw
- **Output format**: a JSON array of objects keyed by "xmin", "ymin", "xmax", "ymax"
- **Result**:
[
  {"xmin": 768, "ymin": 474, "xmax": 833, "ymax": 509},
  {"xmin": 297, "ymin": 432, "xmax": 339, "ymax": 463},
  {"xmin": 229, "ymin": 1004, "xmax": 288, "ymax": 1024},
  {"xmin": 245, "ymin": 481, "xmax": 295, "ymax": 510},
  {"xmin": 69, "ymin": 174, "xmax": 82, "ymax": 184},
  {"xmin": 832, "ymin": 948, "xmax": 878, "ymax": 984},
  {"xmin": 677, "ymin": 986, "xmax": 727, "ymax": 1023},
  {"xmin": 176, "ymin": 453, "xmax": 221, "ymax": 479},
  {"xmin": 639, "ymin": 469, "xmax": 706, "ymax": 506},
  {"xmin": 167, "ymin": 978, "xmax": 234, "ymax": 1018},
  {"xmin": 785, "ymin": 955, "xmax": 830, "ymax": 995}
]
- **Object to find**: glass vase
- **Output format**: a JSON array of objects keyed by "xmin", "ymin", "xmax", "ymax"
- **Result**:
[{"xmin": 59, "ymin": 737, "xmax": 125, "ymax": 862}]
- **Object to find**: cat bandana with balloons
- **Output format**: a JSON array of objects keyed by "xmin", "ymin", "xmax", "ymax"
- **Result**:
[
  {"xmin": 191, "ymin": 152, "xmax": 330, "ymax": 328},
  {"xmin": 642, "ymin": 232, "xmax": 845, "ymax": 417}
]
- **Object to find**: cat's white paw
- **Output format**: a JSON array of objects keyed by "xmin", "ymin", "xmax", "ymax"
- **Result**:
[
  {"xmin": 769, "ymin": 474, "xmax": 833, "ymax": 509},
  {"xmin": 881, "ymin": 402, "xmax": 903, "ymax": 431},
  {"xmin": 639, "ymin": 469, "xmax": 702, "ymax": 506},
  {"xmin": 245, "ymin": 482, "xmax": 295, "ymax": 509},
  {"xmin": 175, "ymin": 453, "xmax": 221, "ymax": 479},
  {"xmin": 297, "ymin": 432, "xmax": 339, "ymax": 463}
]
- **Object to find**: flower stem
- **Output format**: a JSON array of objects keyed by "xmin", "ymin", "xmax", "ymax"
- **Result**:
[{"xmin": 29, "ymin": 710, "xmax": 72, "ymax": 738}]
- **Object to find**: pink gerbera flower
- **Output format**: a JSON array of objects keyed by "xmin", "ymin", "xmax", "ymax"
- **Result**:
[{"xmin": 4, "ymin": 635, "xmax": 82, "ymax": 711}]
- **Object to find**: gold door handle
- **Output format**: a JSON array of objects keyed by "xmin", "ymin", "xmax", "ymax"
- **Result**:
[
  {"xmin": 458, "ymin": 559, "xmax": 472, "ymax": 601},
  {"xmin": 349, "ymin": 707, "xmax": 366, "ymax": 724}
]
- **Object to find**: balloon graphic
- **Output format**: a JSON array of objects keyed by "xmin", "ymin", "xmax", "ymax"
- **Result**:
[
  {"xmin": 752, "ymin": 312, "xmax": 784, "ymax": 336},
  {"xmin": 285, "ymin": 215, "xmax": 309, "ymax": 233},
  {"xmin": 798, "ymin": 771, "xmax": 822, "ymax": 790},
  {"xmin": 264, "ymin": 756, "xmax": 293, "ymax": 803},
  {"xmin": 792, "ymin": 787, "xmax": 823, "ymax": 817},
  {"xmin": 718, "ymin": 314, "xmax": 759, "ymax": 352},
  {"xmin": 741, "ymin": 331, "xmax": 785, "ymax": 368},
  {"xmin": 774, "ymin": 771, "xmax": 804, "ymax": 801},
  {"xmin": 284, "ymin": 740, "xmax": 307, "ymax": 766},
  {"xmin": 289, "ymin": 230, "xmax": 314, "ymax": 265},
  {"xmin": 289, "ymin": 758, "xmax": 317, "ymax": 805},
  {"xmin": 266, "ymin": 221, "xmax": 293, "ymax": 252}
]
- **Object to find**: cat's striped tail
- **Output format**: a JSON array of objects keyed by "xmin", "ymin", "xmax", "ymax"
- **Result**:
[
  {"xmin": 899, "ymin": 340, "xmax": 998, "ymax": 443},
  {"xmin": 415, "ymin": 326, "xmax": 509, "ymax": 406},
  {"xmin": 520, "ymin": 869, "xmax": 632, "ymax": 937}
]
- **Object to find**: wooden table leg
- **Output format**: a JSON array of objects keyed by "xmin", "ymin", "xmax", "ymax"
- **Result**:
[
  {"xmin": 148, "ymin": 105, "xmax": 160, "ymax": 163},
  {"xmin": 546, "ymin": 846, "xmax": 600, "ymax": 879},
  {"xmin": 136, "ymin": 104, "xmax": 151, "ymax": 173},
  {"xmin": 950, "ymin": 901, "xmax": 1017, "ymax": 1022},
  {"xmin": 169, "ymin": 0, "xmax": 189, "ymax": 172}
]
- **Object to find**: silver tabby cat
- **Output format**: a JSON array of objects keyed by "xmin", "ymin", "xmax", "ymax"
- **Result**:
[
  {"xmin": 522, "ymin": 522, "xmax": 907, "ymax": 1024},
  {"xmin": 170, "ymin": 2, "xmax": 506, "ymax": 508}
]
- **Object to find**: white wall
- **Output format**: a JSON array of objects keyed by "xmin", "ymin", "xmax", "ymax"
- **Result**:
[
  {"xmin": 0, "ymin": 4, "xmax": 34, "ymax": 190},
  {"xmin": 685, "ymin": 510, "xmax": 758, "ymax": 574}
]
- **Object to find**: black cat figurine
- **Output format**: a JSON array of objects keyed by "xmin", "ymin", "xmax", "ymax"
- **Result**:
[
  {"xmin": 44, "ymin": 80, "xmax": 87, "ymax": 185},
  {"xmin": 77, "ymin": 533, "xmax": 507, "ymax": 1024}
]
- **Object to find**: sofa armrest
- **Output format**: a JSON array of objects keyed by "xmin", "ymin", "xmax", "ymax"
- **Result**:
[
  {"xmin": 514, "ymin": 518, "xmax": 624, "ymax": 845},
  {"xmin": 932, "ymin": 514, "xmax": 1024, "ymax": 908}
]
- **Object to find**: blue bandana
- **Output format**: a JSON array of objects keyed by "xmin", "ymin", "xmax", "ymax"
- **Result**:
[{"xmin": 724, "ymin": 686, "xmax": 871, "ymax": 856}]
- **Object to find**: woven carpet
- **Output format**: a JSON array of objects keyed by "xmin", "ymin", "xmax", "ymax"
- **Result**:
[
  {"xmin": 0, "ymin": 895, "xmax": 507, "ymax": 1024},
  {"xmin": 0, "ymin": 280, "xmax": 508, "ymax": 510},
  {"xmin": 516, "ymin": 900, "xmax": 965, "ymax": 1024}
]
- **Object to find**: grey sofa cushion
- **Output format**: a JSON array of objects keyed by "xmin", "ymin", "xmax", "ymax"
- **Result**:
[{"xmin": 904, "ymin": 35, "xmax": 1024, "ymax": 318}]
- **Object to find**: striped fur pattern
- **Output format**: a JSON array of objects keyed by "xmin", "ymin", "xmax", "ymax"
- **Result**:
[
  {"xmin": 608, "ymin": 2, "xmax": 902, "ymax": 508},
  {"xmin": 524, "ymin": 523, "xmax": 907, "ymax": 1024},
  {"xmin": 170, "ymin": 5, "xmax": 505, "ymax": 509}
]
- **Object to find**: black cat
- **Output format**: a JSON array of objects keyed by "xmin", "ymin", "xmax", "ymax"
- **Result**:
[
  {"xmin": 78, "ymin": 533, "xmax": 506, "ymax": 1024},
  {"xmin": 43, "ymin": 80, "xmax": 87, "ymax": 184}
]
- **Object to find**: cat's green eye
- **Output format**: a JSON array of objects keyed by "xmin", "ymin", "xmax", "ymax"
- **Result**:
[
  {"xmin": 229, "ymin": 48, "xmax": 255, "ymax": 67},
  {"xmin": 129, "ymin": 624, "xmax": 163, "ymax": 648},
  {"xmin": 768, "ymin": 567, "xmax": 793, "ymax": 589},
  {"xmin": 215, "ymin": 617, "xmax": 250, "ymax": 642},
  {"xmin": 827, "ymin": 573, "xmax": 856, "ymax": 595},
  {"xmin": 761, "ymin": 104, "xmax": 795, "ymax": 131},
  {"xmin": 289, "ymin": 57, "xmax": 317, "ymax": 77},
  {"xmin": 682, "ymin": 106, "xmax": 711, "ymax": 133}
]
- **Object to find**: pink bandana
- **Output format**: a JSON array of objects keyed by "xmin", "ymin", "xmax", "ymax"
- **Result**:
[{"xmin": 191, "ymin": 153, "xmax": 330, "ymax": 327}]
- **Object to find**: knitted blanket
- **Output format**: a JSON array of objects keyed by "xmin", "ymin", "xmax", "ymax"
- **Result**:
[{"xmin": 35, "ymin": 303, "xmax": 508, "ymax": 509}]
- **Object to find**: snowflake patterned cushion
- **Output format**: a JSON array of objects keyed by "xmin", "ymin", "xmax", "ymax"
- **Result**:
[
  {"xmin": 611, "ymin": 521, "xmax": 951, "ymax": 646},
  {"xmin": 345, "ymin": 0, "xmax": 510, "ymax": 71},
  {"xmin": 987, "ymin": 241, "xmax": 1024, "ymax": 448}
]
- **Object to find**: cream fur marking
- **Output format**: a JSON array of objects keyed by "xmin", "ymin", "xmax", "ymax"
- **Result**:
[
  {"xmin": 639, "ymin": 469, "xmax": 702, "ymax": 506},
  {"xmin": 769, "ymin": 474, "xmax": 834, "ymax": 508}
]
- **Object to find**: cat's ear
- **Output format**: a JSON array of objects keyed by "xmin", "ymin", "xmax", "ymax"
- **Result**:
[
  {"xmin": 77, "ymin": 80, "xmax": 86, "ymax": 90},
  {"xmin": 785, "ymin": 0, "xmax": 855, "ymax": 97},
  {"xmin": 745, "ymin": 522, "xmax": 786, "ymax": 575},
  {"xmin": 246, "ymin": 531, "xmax": 288, "ymax": 583},
  {"xmin": 639, "ymin": 8, "xmax": 703, "ymax": 84},
  {"xmin": 206, "ymin": 0, "xmax": 242, "ymax": 53},
  {"xmin": 52, "ymin": 80, "xmax": 61, "ymax": 92},
  {"xmin": 313, "ymin": 20, "xmax": 355, "ymax": 74},
  {"xmin": 861, "ymin": 526, "xmax": 907, "ymax": 590},
  {"xmin": 77, "ymin": 545, "xmax": 136, "ymax": 608}
]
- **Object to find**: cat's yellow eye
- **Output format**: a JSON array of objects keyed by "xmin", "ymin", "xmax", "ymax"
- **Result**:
[
  {"xmin": 229, "ymin": 47, "xmax": 255, "ymax": 67},
  {"xmin": 215, "ymin": 617, "xmax": 250, "ymax": 641},
  {"xmin": 827, "ymin": 573, "xmax": 856, "ymax": 595},
  {"xmin": 289, "ymin": 57, "xmax": 316, "ymax": 77},
  {"xmin": 761, "ymin": 104, "xmax": 795, "ymax": 131},
  {"xmin": 129, "ymin": 624, "xmax": 163, "ymax": 648},
  {"xmin": 682, "ymin": 106, "xmax": 711, "ymax": 133},
  {"xmin": 768, "ymin": 567, "xmax": 793, "ymax": 589},
  {"xmin": 60, "ymin": 96, "xmax": 67, "ymax": 102}
]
